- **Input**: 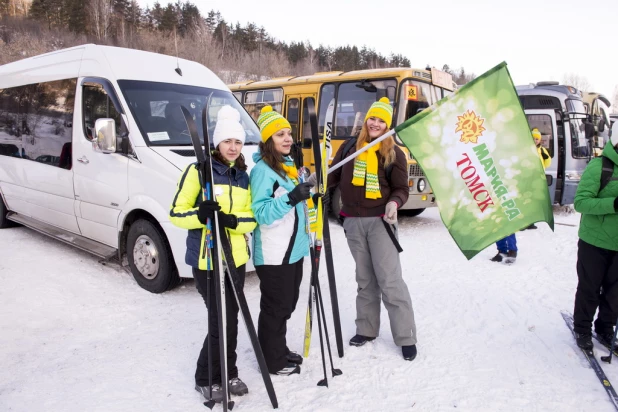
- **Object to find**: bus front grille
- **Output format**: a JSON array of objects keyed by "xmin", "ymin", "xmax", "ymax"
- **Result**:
[{"xmin": 409, "ymin": 164, "xmax": 425, "ymax": 177}]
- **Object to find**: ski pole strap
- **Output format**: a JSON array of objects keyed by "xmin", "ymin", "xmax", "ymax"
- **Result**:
[{"xmin": 381, "ymin": 220, "xmax": 403, "ymax": 253}]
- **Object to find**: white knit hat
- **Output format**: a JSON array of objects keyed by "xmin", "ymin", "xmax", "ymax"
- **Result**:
[{"xmin": 212, "ymin": 105, "xmax": 246, "ymax": 148}]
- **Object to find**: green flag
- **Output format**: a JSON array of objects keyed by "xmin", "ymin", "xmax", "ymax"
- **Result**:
[{"xmin": 396, "ymin": 62, "xmax": 554, "ymax": 259}]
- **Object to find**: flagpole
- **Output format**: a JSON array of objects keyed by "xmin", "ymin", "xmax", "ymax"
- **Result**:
[{"xmin": 327, "ymin": 129, "xmax": 397, "ymax": 175}]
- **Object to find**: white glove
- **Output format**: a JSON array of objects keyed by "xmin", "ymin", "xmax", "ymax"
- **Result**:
[
  {"xmin": 306, "ymin": 172, "xmax": 318, "ymax": 188},
  {"xmin": 383, "ymin": 201, "xmax": 398, "ymax": 224}
]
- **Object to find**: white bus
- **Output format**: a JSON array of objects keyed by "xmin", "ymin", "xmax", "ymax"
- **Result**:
[{"xmin": 0, "ymin": 44, "xmax": 261, "ymax": 292}]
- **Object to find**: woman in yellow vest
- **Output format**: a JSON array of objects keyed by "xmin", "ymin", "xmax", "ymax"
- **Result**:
[{"xmin": 169, "ymin": 105, "xmax": 256, "ymax": 403}]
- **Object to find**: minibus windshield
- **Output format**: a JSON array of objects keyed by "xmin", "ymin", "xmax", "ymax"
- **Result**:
[{"xmin": 118, "ymin": 80, "xmax": 261, "ymax": 146}]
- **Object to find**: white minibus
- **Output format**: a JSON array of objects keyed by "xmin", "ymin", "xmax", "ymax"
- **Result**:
[{"xmin": 0, "ymin": 44, "xmax": 260, "ymax": 292}]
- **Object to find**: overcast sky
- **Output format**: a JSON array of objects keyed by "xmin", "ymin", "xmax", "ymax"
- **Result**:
[{"xmin": 139, "ymin": 0, "xmax": 616, "ymax": 101}]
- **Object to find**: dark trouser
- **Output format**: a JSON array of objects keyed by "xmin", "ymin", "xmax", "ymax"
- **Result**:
[
  {"xmin": 193, "ymin": 265, "xmax": 245, "ymax": 386},
  {"xmin": 255, "ymin": 259, "xmax": 304, "ymax": 373},
  {"xmin": 496, "ymin": 234, "xmax": 517, "ymax": 253},
  {"xmin": 573, "ymin": 240, "xmax": 618, "ymax": 335}
]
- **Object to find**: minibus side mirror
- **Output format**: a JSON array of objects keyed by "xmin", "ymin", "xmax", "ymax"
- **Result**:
[
  {"xmin": 95, "ymin": 118, "xmax": 117, "ymax": 154},
  {"xmin": 599, "ymin": 107, "xmax": 611, "ymax": 133}
]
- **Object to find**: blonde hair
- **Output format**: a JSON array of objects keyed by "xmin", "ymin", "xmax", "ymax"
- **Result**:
[{"xmin": 356, "ymin": 123, "xmax": 396, "ymax": 168}]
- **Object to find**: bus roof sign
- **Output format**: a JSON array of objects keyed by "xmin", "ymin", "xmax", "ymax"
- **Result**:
[{"xmin": 431, "ymin": 68, "xmax": 455, "ymax": 91}]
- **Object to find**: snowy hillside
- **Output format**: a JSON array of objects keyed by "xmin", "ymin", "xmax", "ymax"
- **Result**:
[{"xmin": 1, "ymin": 207, "xmax": 616, "ymax": 412}]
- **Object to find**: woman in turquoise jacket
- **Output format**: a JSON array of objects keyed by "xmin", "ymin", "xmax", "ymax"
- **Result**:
[
  {"xmin": 572, "ymin": 122, "xmax": 618, "ymax": 351},
  {"xmin": 250, "ymin": 106, "xmax": 312, "ymax": 376}
]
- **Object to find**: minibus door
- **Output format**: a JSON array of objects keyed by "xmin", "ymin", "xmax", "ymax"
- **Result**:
[
  {"xmin": 525, "ymin": 109, "xmax": 558, "ymax": 204},
  {"xmin": 73, "ymin": 79, "xmax": 129, "ymax": 247}
]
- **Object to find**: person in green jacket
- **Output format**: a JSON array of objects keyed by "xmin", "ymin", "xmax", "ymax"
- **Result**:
[
  {"xmin": 572, "ymin": 121, "xmax": 618, "ymax": 351},
  {"xmin": 169, "ymin": 105, "xmax": 257, "ymax": 403}
]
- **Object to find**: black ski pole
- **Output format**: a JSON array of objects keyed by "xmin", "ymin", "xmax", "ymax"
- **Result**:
[
  {"xmin": 601, "ymin": 318, "xmax": 618, "ymax": 363},
  {"xmin": 204, "ymin": 269, "xmax": 215, "ymax": 410},
  {"xmin": 315, "ymin": 276, "xmax": 343, "ymax": 378},
  {"xmin": 312, "ymin": 245, "xmax": 329, "ymax": 387}
]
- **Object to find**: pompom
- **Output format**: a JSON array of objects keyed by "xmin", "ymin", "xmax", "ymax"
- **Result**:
[
  {"xmin": 379, "ymin": 97, "xmax": 390, "ymax": 104},
  {"xmin": 217, "ymin": 105, "xmax": 240, "ymax": 122},
  {"xmin": 260, "ymin": 105, "xmax": 273, "ymax": 114}
]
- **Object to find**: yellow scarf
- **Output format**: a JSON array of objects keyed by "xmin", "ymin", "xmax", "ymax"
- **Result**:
[
  {"xmin": 352, "ymin": 142, "xmax": 382, "ymax": 199},
  {"xmin": 281, "ymin": 163, "xmax": 299, "ymax": 183}
]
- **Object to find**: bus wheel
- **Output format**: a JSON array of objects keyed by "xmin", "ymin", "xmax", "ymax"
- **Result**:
[
  {"xmin": 329, "ymin": 187, "xmax": 343, "ymax": 220},
  {"xmin": 126, "ymin": 219, "xmax": 179, "ymax": 293},
  {"xmin": 401, "ymin": 208, "xmax": 425, "ymax": 217},
  {"xmin": 0, "ymin": 195, "xmax": 17, "ymax": 228}
]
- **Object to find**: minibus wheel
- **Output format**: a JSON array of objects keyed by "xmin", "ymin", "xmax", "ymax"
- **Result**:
[{"xmin": 126, "ymin": 219, "xmax": 179, "ymax": 293}]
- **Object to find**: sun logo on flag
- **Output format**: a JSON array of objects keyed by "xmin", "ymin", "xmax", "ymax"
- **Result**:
[{"xmin": 455, "ymin": 110, "xmax": 486, "ymax": 144}]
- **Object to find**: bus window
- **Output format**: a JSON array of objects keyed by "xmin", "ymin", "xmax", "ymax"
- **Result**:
[
  {"xmin": 318, "ymin": 84, "xmax": 335, "ymax": 137},
  {"xmin": 527, "ymin": 114, "xmax": 554, "ymax": 157},
  {"xmin": 333, "ymin": 79, "xmax": 396, "ymax": 138},
  {"xmin": 232, "ymin": 92, "xmax": 242, "ymax": 103},
  {"xmin": 287, "ymin": 98, "xmax": 299, "ymax": 141},
  {"xmin": 397, "ymin": 80, "xmax": 432, "ymax": 125},
  {"xmin": 244, "ymin": 88, "xmax": 283, "ymax": 122}
]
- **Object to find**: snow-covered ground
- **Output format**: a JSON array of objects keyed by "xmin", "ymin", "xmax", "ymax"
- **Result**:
[{"xmin": 1, "ymin": 207, "xmax": 615, "ymax": 412}]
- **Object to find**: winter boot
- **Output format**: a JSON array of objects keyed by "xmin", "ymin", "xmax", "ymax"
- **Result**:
[
  {"xmin": 273, "ymin": 362, "xmax": 301, "ymax": 376},
  {"xmin": 349, "ymin": 334, "xmax": 376, "ymax": 347},
  {"xmin": 597, "ymin": 332, "xmax": 616, "ymax": 348},
  {"xmin": 504, "ymin": 250, "xmax": 517, "ymax": 264},
  {"xmin": 490, "ymin": 252, "xmax": 507, "ymax": 263},
  {"xmin": 228, "ymin": 377, "xmax": 248, "ymax": 396},
  {"xmin": 195, "ymin": 383, "xmax": 223, "ymax": 403},
  {"xmin": 575, "ymin": 333, "xmax": 593, "ymax": 351},
  {"xmin": 402, "ymin": 345, "xmax": 417, "ymax": 361},
  {"xmin": 287, "ymin": 351, "xmax": 303, "ymax": 365}
]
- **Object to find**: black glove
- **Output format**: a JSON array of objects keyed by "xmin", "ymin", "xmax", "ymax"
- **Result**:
[
  {"xmin": 541, "ymin": 149, "xmax": 550, "ymax": 160},
  {"xmin": 217, "ymin": 210, "xmax": 238, "ymax": 229},
  {"xmin": 286, "ymin": 182, "xmax": 313, "ymax": 206},
  {"xmin": 614, "ymin": 197, "xmax": 618, "ymax": 212},
  {"xmin": 312, "ymin": 190, "xmax": 329, "ymax": 206},
  {"xmin": 197, "ymin": 200, "xmax": 221, "ymax": 224}
]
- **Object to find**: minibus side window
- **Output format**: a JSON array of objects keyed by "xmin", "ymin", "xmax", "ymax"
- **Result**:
[
  {"xmin": 0, "ymin": 79, "xmax": 76, "ymax": 169},
  {"xmin": 82, "ymin": 83, "xmax": 122, "ymax": 143}
]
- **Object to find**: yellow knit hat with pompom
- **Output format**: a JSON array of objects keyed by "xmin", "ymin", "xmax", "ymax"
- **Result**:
[
  {"xmin": 257, "ymin": 105, "xmax": 291, "ymax": 142},
  {"xmin": 531, "ymin": 128, "xmax": 542, "ymax": 140},
  {"xmin": 364, "ymin": 97, "xmax": 394, "ymax": 128}
]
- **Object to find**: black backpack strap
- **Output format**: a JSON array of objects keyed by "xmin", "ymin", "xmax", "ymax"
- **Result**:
[
  {"xmin": 600, "ymin": 156, "xmax": 615, "ymax": 192},
  {"xmin": 341, "ymin": 137, "xmax": 357, "ymax": 158}
]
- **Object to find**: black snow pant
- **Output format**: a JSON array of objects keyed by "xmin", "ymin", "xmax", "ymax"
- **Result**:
[
  {"xmin": 573, "ymin": 240, "xmax": 618, "ymax": 335},
  {"xmin": 255, "ymin": 259, "xmax": 304, "ymax": 373},
  {"xmin": 193, "ymin": 265, "xmax": 245, "ymax": 386}
]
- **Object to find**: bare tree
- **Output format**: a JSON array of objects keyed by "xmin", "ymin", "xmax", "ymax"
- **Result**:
[
  {"xmin": 90, "ymin": 0, "xmax": 113, "ymax": 41},
  {"xmin": 562, "ymin": 73, "xmax": 592, "ymax": 91}
]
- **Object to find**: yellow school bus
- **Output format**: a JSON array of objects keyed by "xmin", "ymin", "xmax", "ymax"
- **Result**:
[{"xmin": 228, "ymin": 67, "xmax": 456, "ymax": 216}]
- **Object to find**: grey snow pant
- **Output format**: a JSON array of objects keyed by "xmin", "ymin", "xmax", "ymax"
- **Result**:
[{"xmin": 343, "ymin": 216, "xmax": 417, "ymax": 346}]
